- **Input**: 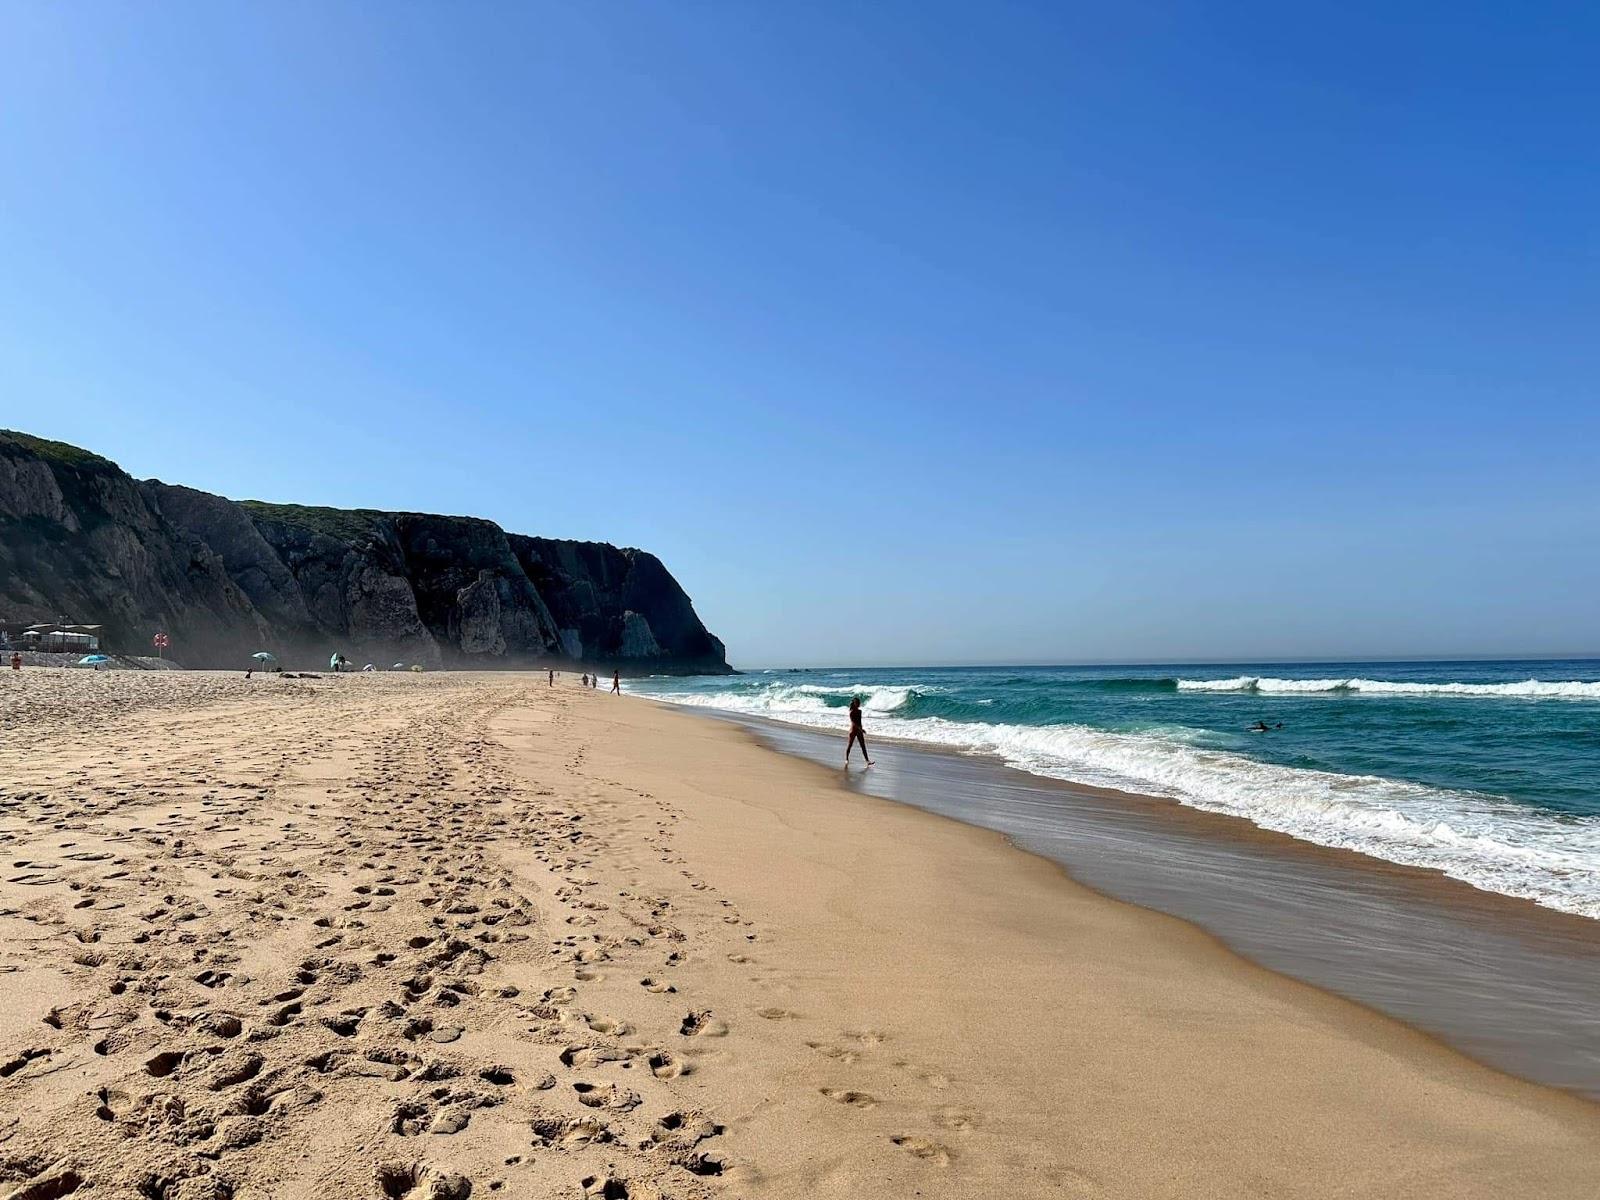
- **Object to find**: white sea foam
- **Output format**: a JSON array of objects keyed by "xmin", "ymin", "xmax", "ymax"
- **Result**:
[
  {"xmin": 662, "ymin": 682, "xmax": 925, "ymax": 716},
  {"xmin": 1176, "ymin": 676, "xmax": 1600, "ymax": 699},
  {"xmin": 632, "ymin": 682, "xmax": 1600, "ymax": 919}
]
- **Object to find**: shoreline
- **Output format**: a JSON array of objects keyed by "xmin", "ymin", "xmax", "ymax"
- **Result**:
[
  {"xmin": 1, "ymin": 670, "xmax": 1597, "ymax": 1198},
  {"xmin": 660, "ymin": 699, "xmax": 1600, "ymax": 1100},
  {"xmin": 580, "ymin": 688, "xmax": 1600, "ymax": 1197},
  {"xmin": 631, "ymin": 662, "xmax": 1600, "ymax": 923}
]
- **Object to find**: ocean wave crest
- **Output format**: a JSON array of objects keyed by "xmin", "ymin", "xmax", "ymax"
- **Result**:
[
  {"xmin": 653, "ymin": 681, "xmax": 930, "ymax": 716},
  {"xmin": 1176, "ymin": 676, "xmax": 1600, "ymax": 699}
]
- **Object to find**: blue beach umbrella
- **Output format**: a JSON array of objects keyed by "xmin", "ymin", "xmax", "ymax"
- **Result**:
[
  {"xmin": 79, "ymin": 654, "xmax": 110, "ymax": 665},
  {"xmin": 252, "ymin": 652, "xmax": 277, "ymax": 662}
]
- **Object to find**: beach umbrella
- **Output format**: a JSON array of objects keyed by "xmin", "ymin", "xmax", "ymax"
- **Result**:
[
  {"xmin": 392, "ymin": 662, "xmax": 406, "ymax": 670},
  {"xmin": 252, "ymin": 652, "xmax": 277, "ymax": 662},
  {"xmin": 79, "ymin": 654, "xmax": 110, "ymax": 665}
]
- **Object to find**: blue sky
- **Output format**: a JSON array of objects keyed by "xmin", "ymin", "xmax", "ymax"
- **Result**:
[{"xmin": 3, "ymin": 2, "xmax": 1596, "ymax": 666}]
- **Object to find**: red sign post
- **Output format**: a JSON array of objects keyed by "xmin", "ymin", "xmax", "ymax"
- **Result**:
[{"xmin": 152, "ymin": 632, "xmax": 170, "ymax": 658}]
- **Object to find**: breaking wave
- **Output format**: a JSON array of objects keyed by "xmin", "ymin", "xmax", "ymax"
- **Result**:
[
  {"xmin": 632, "ymin": 679, "xmax": 1600, "ymax": 918},
  {"xmin": 1176, "ymin": 676, "xmax": 1600, "ymax": 699}
]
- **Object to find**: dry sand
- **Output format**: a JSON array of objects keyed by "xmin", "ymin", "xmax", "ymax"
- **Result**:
[{"xmin": 0, "ymin": 670, "xmax": 1596, "ymax": 1199}]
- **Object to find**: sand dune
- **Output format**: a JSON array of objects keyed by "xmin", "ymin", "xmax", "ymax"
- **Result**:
[{"xmin": 0, "ymin": 671, "xmax": 1595, "ymax": 1198}]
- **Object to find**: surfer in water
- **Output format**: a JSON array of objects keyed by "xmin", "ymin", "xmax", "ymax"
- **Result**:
[
  {"xmin": 1250, "ymin": 720, "xmax": 1284, "ymax": 732},
  {"xmin": 845, "ymin": 696, "xmax": 874, "ymax": 767}
]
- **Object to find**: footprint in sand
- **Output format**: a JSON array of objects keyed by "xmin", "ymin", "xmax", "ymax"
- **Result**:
[
  {"xmin": 646, "ymin": 1049, "xmax": 687, "ymax": 1079},
  {"xmin": 571, "ymin": 1080, "xmax": 642, "ymax": 1112},
  {"xmin": 649, "ymin": 1109, "xmax": 723, "ymax": 1149},
  {"xmin": 531, "ymin": 1112, "xmax": 614, "ymax": 1149},
  {"xmin": 820, "ymin": 1087, "xmax": 877, "ymax": 1108},
  {"xmin": 842, "ymin": 1028, "xmax": 886, "ymax": 1046},
  {"xmin": 374, "ymin": 1162, "xmax": 472, "ymax": 1200},
  {"xmin": 678, "ymin": 1009, "xmax": 728, "ymax": 1037},
  {"xmin": 560, "ymin": 1044, "xmax": 629, "ymax": 1070},
  {"xmin": 805, "ymin": 1041, "xmax": 860, "ymax": 1065},
  {"xmin": 581, "ymin": 1175, "xmax": 660, "ymax": 1200},
  {"xmin": 892, "ymin": 1134, "xmax": 954, "ymax": 1165}
]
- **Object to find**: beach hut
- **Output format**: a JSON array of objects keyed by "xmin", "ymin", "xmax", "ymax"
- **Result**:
[{"xmin": 24, "ymin": 624, "xmax": 103, "ymax": 653}]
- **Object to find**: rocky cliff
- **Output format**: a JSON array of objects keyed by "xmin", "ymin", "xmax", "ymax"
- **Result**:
[{"xmin": 0, "ymin": 430, "xmax": 730, "ymax": 673}]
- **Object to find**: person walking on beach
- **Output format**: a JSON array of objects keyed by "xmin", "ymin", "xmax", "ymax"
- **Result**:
[
  {"xmin": 548, "ymin": 668, "xmax": 554, "ymax": 687},
  {"xmin": 611, "ymin": 671, "xmax": 621, "ymax": 694},
  {"xmin": 845, "ymin": 696, "xmax": 874, "ymax": 766}
]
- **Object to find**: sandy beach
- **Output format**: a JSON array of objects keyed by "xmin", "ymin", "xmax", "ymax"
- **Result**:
[{"xmin": 1, "ymin": 671, "xmax": 1597, "ymax": 1200}]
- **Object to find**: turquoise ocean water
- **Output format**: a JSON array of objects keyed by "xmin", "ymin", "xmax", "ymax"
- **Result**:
[{"xmin": 629, "ymin": 660, "xmax": 1600, "ymax": 919}]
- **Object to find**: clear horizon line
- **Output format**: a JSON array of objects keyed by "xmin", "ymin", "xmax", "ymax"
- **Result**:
[{"xmin": 725, "ymin": 652, "xmax": 1600, "ymax": 672}]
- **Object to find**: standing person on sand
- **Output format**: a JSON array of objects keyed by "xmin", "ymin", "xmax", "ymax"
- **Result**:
[
  {"xmin": 611, "ymin": 671, "xmax": 621, "ymax": 694},
  {"xmin": 845, "ymin": 696, "xmax": 874, "ymax": 766},
  {"xmin": 548, "ymin": 669, "xmax": 554, "ymax": 687},
  {"xmin": 10, "ymin": 652, "xmax": 20, "ymax": 671}
]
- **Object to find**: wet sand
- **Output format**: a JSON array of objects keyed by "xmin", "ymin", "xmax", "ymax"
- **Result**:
[
  {"xmin": 1, "ymin": 670, "xmax": 1597, "ymax": 1199},
  {"xmin": 727, "ymin": 713, "xmax": 1600, "ymax": 1098}
]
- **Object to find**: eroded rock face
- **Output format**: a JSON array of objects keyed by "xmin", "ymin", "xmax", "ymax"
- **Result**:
[
  {"xmin": 454, "ymin": 572, "xmax": 508, "ymax": 656},
  {"xmin": 618, "ymin": 611, "xmax": 663, "ymax": 658},
  {"xmin": 0, "ymin": 429, "xmax": 731, "ymax": 673},
  {"xmin": 510, "ymin": 536, "xmax": 727, "ymax": 671},
  {"xmin": 0, "ymin": 433, "xmax": 270, "ymax": 664}
]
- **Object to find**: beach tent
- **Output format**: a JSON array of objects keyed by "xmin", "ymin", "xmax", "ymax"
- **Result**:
[
  {"xmin": 362, "ymin": 663, "xmax": 375, "ymax": 672},
  {"xmin": 392, "ymin": 662, "xmax": 406, "ymax": 670},
  {"xmin": 78, "ymin": 654, "xmax": 110, "ymax": 667}
]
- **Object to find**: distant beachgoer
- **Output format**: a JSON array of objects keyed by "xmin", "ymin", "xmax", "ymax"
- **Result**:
[
  {"xmin": 845, "ymin": 696, "xmax": 874, "ymax": 766},
  {"xmin": 10, "ymin": 652, "xmax": 20, "ymax": 671},
  {"xmin": 581, "ymin": 673, "xmax": 589, "ymax": 687},
  {"xmin": 1251, "ymin": 720, "xmax": 1270, "ymax": 732},
  {"xmin": 611, "ymin": 671, "xmax": 620, "ymax": 694},
  {"xmin": 246, "ymin": 667, "xmax": 253, "ymax": 679},
  {"xmin": 548, "ymin": 669, "xmax": 554, "ymax": 687}
]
